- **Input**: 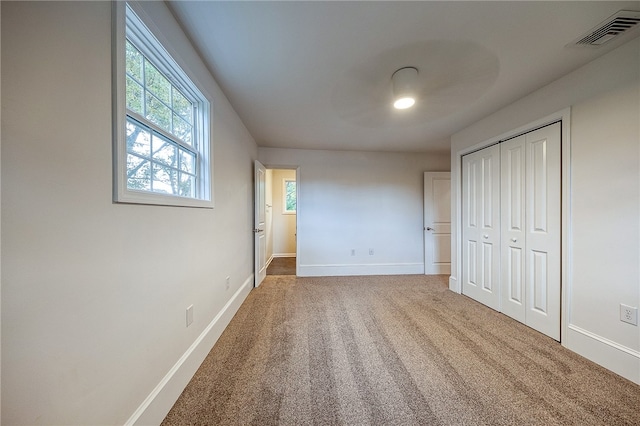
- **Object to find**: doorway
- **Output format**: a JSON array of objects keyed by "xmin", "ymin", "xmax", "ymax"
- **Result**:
[
  {"xmin": 265, "ymin": 168, "xmax": 297, "ymax": 276},
  {"xmin": 424, "ymin": 172, "xmax": 451, "ymax": 275}
]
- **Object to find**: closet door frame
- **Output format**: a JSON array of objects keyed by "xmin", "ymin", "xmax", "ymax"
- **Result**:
[{"xmin": 452, "ymin": 108, "xmax": 571, "ymax": 342}]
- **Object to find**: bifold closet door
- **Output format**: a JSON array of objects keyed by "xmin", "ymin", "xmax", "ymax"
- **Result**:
[
  {"xmin": 464, "ymin": 122, "xmax": 560, "ymax": 340},
  {"xmin": 500, "ymin": 123, "xmax": 561, "ymax": 340},
  {"xmin": 462, "ymin": 144, "xmax": 501, "ymax": 311}
]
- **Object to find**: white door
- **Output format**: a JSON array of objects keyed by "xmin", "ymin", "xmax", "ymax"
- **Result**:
[
  {"xmin": 500, "ymin": 135, "xmax": 527, "ymax": 323},
  {"xmin": 523, "ymin": 123, "xmax": 561, "ymax": 340},
  {"xmin": 462, "ymin": 145, "xmax": 501, "ymax": 311},
  {"xmin": 424, "ymin": 172, "xmax": 451, "ymax": 274},
  {"xmin": 254, "ymin": 160, "xmax": 267, "ymax": 287}
]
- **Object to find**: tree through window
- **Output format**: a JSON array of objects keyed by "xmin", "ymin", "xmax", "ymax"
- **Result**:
[{"xmin": 284, "ymin": 179, "xmax": 296, "ymax": 214}]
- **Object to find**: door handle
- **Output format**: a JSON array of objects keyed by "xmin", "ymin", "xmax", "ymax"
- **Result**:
[
  {"xmin": 425, "ymin": 227, "xmax": 434, "ymax": 231},
  {"xmin": 253, "ymin": 228, "xmax": 264, "ymax": 233},
  {"xmin": 483, "ymin": 234, "xmax": 489, "ymax": 239}
]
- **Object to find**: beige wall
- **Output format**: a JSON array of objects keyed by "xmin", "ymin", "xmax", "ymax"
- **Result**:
[
  {"xmin": 271, "ymin": 170, "xmax": 297, "ymax": 256},
  {"xmin": 259, "ymin": 148, "xmax": 450, "ymax": 276},
  {"xmin": 1, "ymin": 2, "xmax": 257, "ymax": 424}
]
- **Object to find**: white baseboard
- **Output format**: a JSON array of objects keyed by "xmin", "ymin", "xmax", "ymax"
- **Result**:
[
  {"xmin": 125, "ymin": 274, "xmax": 254, "ymax": 426},
  {"xmin": 266, "ymin": 254, "xmax": 274, "ymax": 268},
  {"xmin": 564, "ymin": 324, "xmax": 640, "ymax": 385},
  {"xmin": 298, "ymin": 263, "xmax": 424, "ymax": 277},
  {"xmin": 273, "ymin": 253, "xmax": 296, "ymax": 258}
]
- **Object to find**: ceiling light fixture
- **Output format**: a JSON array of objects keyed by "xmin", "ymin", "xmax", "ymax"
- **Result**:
[{"xmin": 392, "ymin": 67, "xmax": 418, "ymax": 110}]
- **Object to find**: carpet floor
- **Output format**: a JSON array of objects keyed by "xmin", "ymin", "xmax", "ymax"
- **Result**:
[
  {"xmin": 267, "ymin": 257, "xmax": 296, "ymax": 276},
  {"xmin": 162, "ymin": 275, "xmax": 640, "ymax": 425}
]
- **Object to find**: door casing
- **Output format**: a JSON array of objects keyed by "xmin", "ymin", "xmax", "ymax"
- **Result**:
[
  {"xmin": 257, "ymin": 164, "xmax": 300, "ymax": 278},
  {"xmin": 254, "ymin": 160, "xmax": 267, "ymax": 287}
]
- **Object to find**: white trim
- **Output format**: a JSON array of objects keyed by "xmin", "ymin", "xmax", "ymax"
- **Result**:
[
  {"xmin": 265, "ymin": 254, "xmax": 274, "ymax": 269},
  {"xmin": 0, "ymin": 0, "xmax": 3, "ymax": 410},
  {"xmin": 568, "ymin": 324, "xmax": 640, "ymax": 359},
  {"xmin": 298, "ymin": 263, "xmax": 424, "ymax": 277},
  {"xmin": 273, "ymin": 253, "xmax": 296, "ymax": 258},
  {"xmin": 125, "ymin": 275, "xmax": 254, "ymax": 426},
  {"xmin": 295, "ymin": 167, "xmax": 300, "ymax": 276},
  {"xmin": 565, "ymin": 324, "xmax": 640, "ymax": 383},
  {"xmin": 560, "ymin": 110, "xmax": 572, "ymax": 346}
]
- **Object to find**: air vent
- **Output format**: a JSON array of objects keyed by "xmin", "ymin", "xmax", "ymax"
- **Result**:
[{"xmin": 570, "ymin": 10, "xmax": 640, "ymax": 47}]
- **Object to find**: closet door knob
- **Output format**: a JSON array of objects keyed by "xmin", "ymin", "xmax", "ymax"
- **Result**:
[
  {"xmin": 483, "ymin": 234, "xmax": 489, "ymax": 239},
  {"xmin": 511, "ymin": 238, "xmax": 517, "ymax": 242}
]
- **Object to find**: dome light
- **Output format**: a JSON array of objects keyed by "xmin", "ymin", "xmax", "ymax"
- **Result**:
[
  {"xmin": 392, "ymin": 67, "xmax": 418, "ymax": 110},
  {"xmin": 393, "ymin": 97, "xmax": 416, "ymax": 109}
]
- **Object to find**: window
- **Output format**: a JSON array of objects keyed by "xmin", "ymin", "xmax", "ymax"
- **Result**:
[
  {"xmin": 283, "ymin": 179, "xmax": 297, "ymax": 214},
  {"xmin": 113, "ymin": 3, "xmax": 212, "ymax": 207}
]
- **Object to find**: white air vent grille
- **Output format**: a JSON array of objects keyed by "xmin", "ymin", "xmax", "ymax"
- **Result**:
[{"xmin": 571, "ymin": 10, "xmax": 640, "ymax": 47}]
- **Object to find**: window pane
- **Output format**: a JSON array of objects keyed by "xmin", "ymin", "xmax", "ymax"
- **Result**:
[
  {"xmin": 126, "ymin": 119, "xmax": 150, "ymax": 157},
  {"xmin": 172, "ymin": 88, "xmax": 193, "ymax": 123},
  {"xmin": 125, "ymin": 40, "xmax": 143, "ymax": 82},
  {"xmin": 152, "ymin": 163, "xmax": 177, "ymax": 195},
  {"xmin": 179, "ymin": 150, "xmax": 195, "ymax": 173},
  {"xmin": 126, "ymin": 76, "xmax": 144, "ymax": 115},
  {"xmin": 118, "ymin": 6, "xmax": 211, "ymax": 206},
  {"xmin": 286, "ymin": 181, "xmax": 297, "ymax": 211},
  {"xmin": 146, "ymin": 93, "xmax": 171, "ymax": 132},
  {"xmin": 179, "ymin": 173, "xmax": 195, "ymax": 198},
  {"xmin": 144, "ymin": 61, "xmax": 171, "ymax": 104},
  {"xmin": 126, "ymin": 155, "xmax": 151, "ymax": 191},
  {"xmin": 173, "ymin": 113, "xmax": 193, "ymax": 145},
  {"xmin": 152, "ymin": 135, "xmax": 176, "ymax": 167}
]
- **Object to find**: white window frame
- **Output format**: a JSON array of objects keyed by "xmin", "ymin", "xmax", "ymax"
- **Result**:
[
  {"xmin": 112, "ymin": 2, "xmax": 213, "ymax": 208},
  {"xmin": 283, "ymin": 178, "xmax": 297, "ymax": 214}
]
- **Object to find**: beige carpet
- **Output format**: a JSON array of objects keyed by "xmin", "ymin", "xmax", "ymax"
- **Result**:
[
  {"xmin": 162, "ymin": 275, "xmax": 640, "ymax": 425},
  {"xmin": 267, "ymin": 257, "xmax": 296, "ymax": 276}
]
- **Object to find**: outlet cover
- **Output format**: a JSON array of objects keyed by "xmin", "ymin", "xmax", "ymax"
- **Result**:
[
  {"xmin": 620, "ymin": 304, "xmax": 638, "ymax": 326},
  {"xmin": 186, "ymin": 305, "xmax": 194, "ymax": 327}
]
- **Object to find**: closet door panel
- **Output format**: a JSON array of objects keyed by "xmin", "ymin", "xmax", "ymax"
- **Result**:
[
  {"xmin": 525, "ymin": 122, "xmax": 561, "ymax": 340},
  {"xmin": 463, "ymin": 155, "xmax": 480, "ymax": 296},
  {"xmin": 531, "ymin": 250, "xmax": 548, "ymax": 313},
  {"xmin": 501, "ymin": 136, "xmax": 526, "ymax": 322},
  {"xmin": 462, "ymin": 145, "xmax": 501, "ymax": 311}
]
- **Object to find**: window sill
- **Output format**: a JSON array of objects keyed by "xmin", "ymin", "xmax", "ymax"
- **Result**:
[{"xmin": 115, "ymin": 189, "xmax": 213, "ymax": 208}]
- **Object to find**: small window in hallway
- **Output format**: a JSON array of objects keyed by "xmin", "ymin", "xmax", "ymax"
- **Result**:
[{"xmin": 283, "ymin": 179, "xmax": 296, "ymax": 214}]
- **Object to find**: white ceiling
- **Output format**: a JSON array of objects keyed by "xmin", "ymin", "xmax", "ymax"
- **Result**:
[{"xmin": 168, "ymin": 1, "xmax": 640, "ymax": 153}]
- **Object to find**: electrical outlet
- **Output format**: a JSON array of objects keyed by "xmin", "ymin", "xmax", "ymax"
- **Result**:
[
  {"xmin": 369, "ymin": 248, "xmax": 374, "ymax": 255},
  {"xmin": 186, "ymin": 305, "xmax": 194, "ymax": 327},
  {"xmin": 351, "ymin": 249, "xmax": 355, "ymax": 256},
  {"xmin": 620, "ymin": 304, "xmax": 638, "ymax": 326},
  {"xmin": 226, "ymin": 276, "xmax": 231, "ymax": 290}
]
